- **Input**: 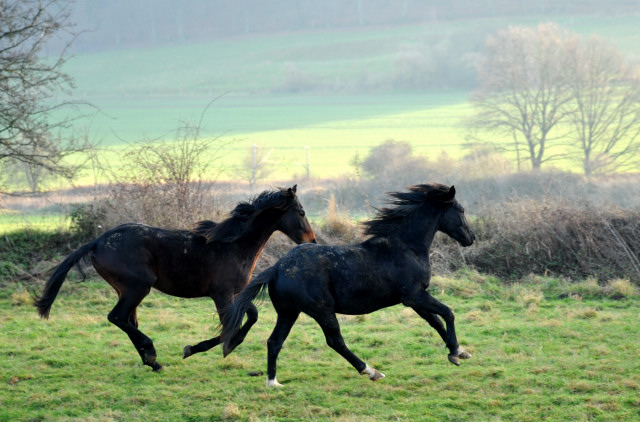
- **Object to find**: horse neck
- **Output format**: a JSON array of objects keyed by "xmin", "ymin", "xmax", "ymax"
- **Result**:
[
  {"xmin": 401, "ymin": 208, "xmax": 440, "ymax": 255},
  {"xmin": 237, "ymin": 208, "xmax": 285, "ymax": 257}
]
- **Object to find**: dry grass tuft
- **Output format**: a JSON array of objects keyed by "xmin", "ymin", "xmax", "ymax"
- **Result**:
[
  {"xmin": 430, "ymin": 275, "xmax": 482, "ymax": 298},
  {"xmin": 604, "ymin": 278, "xmax": 637, "ymax": 299},
  {"xmin": 222, "ymin": 403, "xmax": 242, "ymax": 421},
  {"xmin": 318, "ymin": 194, "xmax": 361, "ymax": 243},
  {"xmin": 11, "ymin": 290, "xmax": 32, "ymax": 306}
]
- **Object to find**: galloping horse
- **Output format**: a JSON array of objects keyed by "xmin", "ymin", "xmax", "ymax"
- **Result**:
[
  {"xmin": 222, "ymin": 184, "xmax": 474, "ymax": 386},
  {"xmin": 35, "ymin": 185, "xmax": 316, "ymax": 371}
]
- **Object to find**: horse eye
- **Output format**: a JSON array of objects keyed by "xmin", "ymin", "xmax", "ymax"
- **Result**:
[{"xmin": 299, "ymin": 209, "xmax": 305, "ymax": 217}]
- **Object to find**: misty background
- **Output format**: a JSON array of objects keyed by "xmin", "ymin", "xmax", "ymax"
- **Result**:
[
  {"xmin": 52, "ymin": 0, "xmax": 640, "ymax": 96},
  {"xmin": 65, "ymin": 1, "xmax": 640, "ymax": 52}
]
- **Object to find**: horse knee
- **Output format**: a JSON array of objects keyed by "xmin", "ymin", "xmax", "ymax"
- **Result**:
[
  {"xmin": 440, "ymin": 306, "xmax": 455, "ymax": 323},
  {"xmin": 108, "ymin": 310, "xmax": 123, "ymax": 326}
]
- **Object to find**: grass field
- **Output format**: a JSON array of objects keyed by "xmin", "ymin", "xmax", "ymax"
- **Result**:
[
  {"xmin": 69, "ymin": 92, "xmax": 471, "ymax": 184},
  {"xmin": 44, "ymin": 14, "xmax": 640, "ymax": 186},
  {"xmin": 0, "ymin": 214, "xmax": 70, "ymax": 234},
  {"xmin": 2, "ymin": 272, "xmax": 638, "ymax": 421}
]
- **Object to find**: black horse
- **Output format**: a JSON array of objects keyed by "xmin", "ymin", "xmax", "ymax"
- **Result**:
[
  {"xmin": 222, "ymin": 184, "xmax": 475, "ymax": 386},
  {"xmin": 35, "ymin": 185, "xmax": 316, "ymax": 371}
]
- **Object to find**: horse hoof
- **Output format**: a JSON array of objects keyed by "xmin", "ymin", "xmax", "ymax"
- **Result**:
[
  {"xmin": 361, "ymin": 365, "xmax": 385, "ymax": 381},
  {"xmin": 448, "ymin": 354, "xmax": 460, "ymax": 366},
  {"xmin": 182, "ymin": 345, "xmax": 192, "ymax": 359},
  {"xmin": 266, "ymin": 378, "xmax": 283, "ymax": 388},
  {"xmin": 458, "ymin": 349, "xmax": 472, "ymax": 360},
  {"xmin": 152, "ymin": 363, "xmax": 163, "ymax": 372},
  {"xmin": 370, "ymin": 370, "xmax": 386, "ymax": 381}
]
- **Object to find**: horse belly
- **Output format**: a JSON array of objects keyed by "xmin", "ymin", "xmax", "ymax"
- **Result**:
[
  {"xmin": 333, "ymin": 288, "xmax": 400, "ymax": 315},
  {"xmin": 152, "ymin": 264, "xmax": 212, "ymax": 298},
  {"xmin": 330, "ymin": 267, "xmax": 401, "ymax": 315}
]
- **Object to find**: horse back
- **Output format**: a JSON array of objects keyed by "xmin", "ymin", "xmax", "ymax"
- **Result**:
[{"xmin": 91, "ymin": 223, "xmax": 214, "ymax": 297}]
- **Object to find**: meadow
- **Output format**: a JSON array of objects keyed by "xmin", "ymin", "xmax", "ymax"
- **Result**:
[
  {"xmin": 48, "ymin": 14, "xmax": 640, "ymax": 186},
  {"xmin": 69, "ymin": 93, "xmax": 471, "ymax": 185},
  {"xmin": 1, "ymin": 272, "xmax": 638, "ymax": 421}
]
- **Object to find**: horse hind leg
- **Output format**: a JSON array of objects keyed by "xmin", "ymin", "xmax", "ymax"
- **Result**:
[
  {"xmin": 313, "ymin": 313, "xmax": 385, "ymax": 382},
  {"xmin": 266, "ymin": 312, "xmax": 299, "ymax": 387},
  {"xmin": 108, "ymin": 289, "xmax": 161, "ymax": 371}
]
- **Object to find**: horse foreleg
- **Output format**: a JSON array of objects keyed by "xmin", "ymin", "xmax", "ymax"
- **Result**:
[
  {"xmin": 182, "ymin": 337, "xmax": 221, "ymax": 359},
  {"xmin": 183, "ymin": 304, "xmax": 258, "ymax": 359},
  {"xmin": 108, "ymin": 292, "xmax": 161, "ymax": 371},
  {"xmin": 423, "ymin": 313, "xmax": 448, "ymax": 344},
  {"xmin": 313, "ymin": 313, "xmax": 385, "ymax": 382},
  {"xmin": 404, "ymin": 291, "xmax": 471, "ymax": 366}
]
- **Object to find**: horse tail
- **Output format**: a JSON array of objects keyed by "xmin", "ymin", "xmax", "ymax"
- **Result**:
[
  {"xmin": 34, "ymin": 240, "xmax": 98, "ymax": 319},
  {"xmin": 221, "ymin": 266, "xmax": 276, "ymax": 356}
]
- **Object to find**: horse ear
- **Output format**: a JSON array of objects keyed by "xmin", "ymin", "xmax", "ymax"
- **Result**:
[
  {"xmin": 290, "ymin": 185, "xmax": 297, "ymax": 195},
  {"xmin": 439, "ymin": 185, "xmax": 456, "ymax": 203}
]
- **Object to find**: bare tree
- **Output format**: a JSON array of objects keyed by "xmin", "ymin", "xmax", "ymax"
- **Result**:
[
  {"xmin": 78, "ymin": 122, "xmax": 227, "ymax": 231},
  {"xmin": 241, "ymin": 143, "xmax": 274, "ymax": 190},
  {"xmin": 565, "ymin": 36, "xmax": 640, "ymax": 176},
  {"xmin": 0, "ymin": 0, "xmax": 86, "ymax": 193},
  {"xmin": 470, "ymin": 23, "xmax": 575, "ymax": 171}
]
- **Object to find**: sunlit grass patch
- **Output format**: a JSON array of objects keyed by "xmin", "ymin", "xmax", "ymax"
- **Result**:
[
  {"xmin": 0, "ymin": 213, "xmax": 70, "ymax": 234},
  {"xmin": 430, "ymin": 274, "xmax": 482, "ymax": 298}
]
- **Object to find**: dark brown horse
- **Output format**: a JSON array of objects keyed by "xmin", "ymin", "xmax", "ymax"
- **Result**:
[
  {"xmin": 35, "ymin": 185, "xmax": 316, "ymax": 371},
  {"xmin": 222, "ymin": 184, "xmax": 474, "ymax": 386}
]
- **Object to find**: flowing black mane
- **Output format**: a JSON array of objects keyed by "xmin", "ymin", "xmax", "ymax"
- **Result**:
[
  {"xmin": 192, "ymin": 187, "xmax": 295, "ymax": 243},
  {"xmin": 362, "ymin": 183, "xmax": 454, "ymax": 237}
]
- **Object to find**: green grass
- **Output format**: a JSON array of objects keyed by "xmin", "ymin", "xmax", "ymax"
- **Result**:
[
  {"xmin": 2, "ymin": 273, "xmax": 638, "ymax": 421},
  {"xmin": 63, "ymin": 92, "xmax": 474, "ymax": 184},
  {"xmin": 0, "ymin": 213, "xmax": 69, "ymax": 234}
]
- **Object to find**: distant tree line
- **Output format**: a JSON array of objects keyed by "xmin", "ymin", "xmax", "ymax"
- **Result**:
[{"xmin": 63, "ymin": 0, "xmax": 640, "ymax": 53}]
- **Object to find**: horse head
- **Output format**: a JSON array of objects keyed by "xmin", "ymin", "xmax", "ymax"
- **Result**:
[
  {"xmin": 434, "ymin": 186, "xmax": 475, "ymax": 247},
  {"xmin": 276, "ymin": 185, "xmax": 317, "ymax": 244}
]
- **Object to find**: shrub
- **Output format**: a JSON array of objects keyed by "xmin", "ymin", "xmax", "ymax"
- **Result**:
[
  {"xmin": 69, "ymin": 202, "xmax": 107, "ymax": 240},
  {"xmin": 604, "ymin": 279, "xmax": 637, "ymax": 299},
  {"xmin": 74, "ymin": 122, "xmax": 227, "ymax": 232},
  {"xmin": 466, "ymin": 199, "xmax": 640, "ymax": 283},
  {"xmin": 318, "ymin": 194, "xmax": 360, "ymax": 242}
]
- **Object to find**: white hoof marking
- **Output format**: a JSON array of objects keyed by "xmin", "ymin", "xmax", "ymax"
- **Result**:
[
  {"xmin": 266, "ymin": 378, "xmax": 283, "ymax": 388},
  {"xmin": 360, "ymin": 364, "xmax": 386, "ymax": 381}
]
